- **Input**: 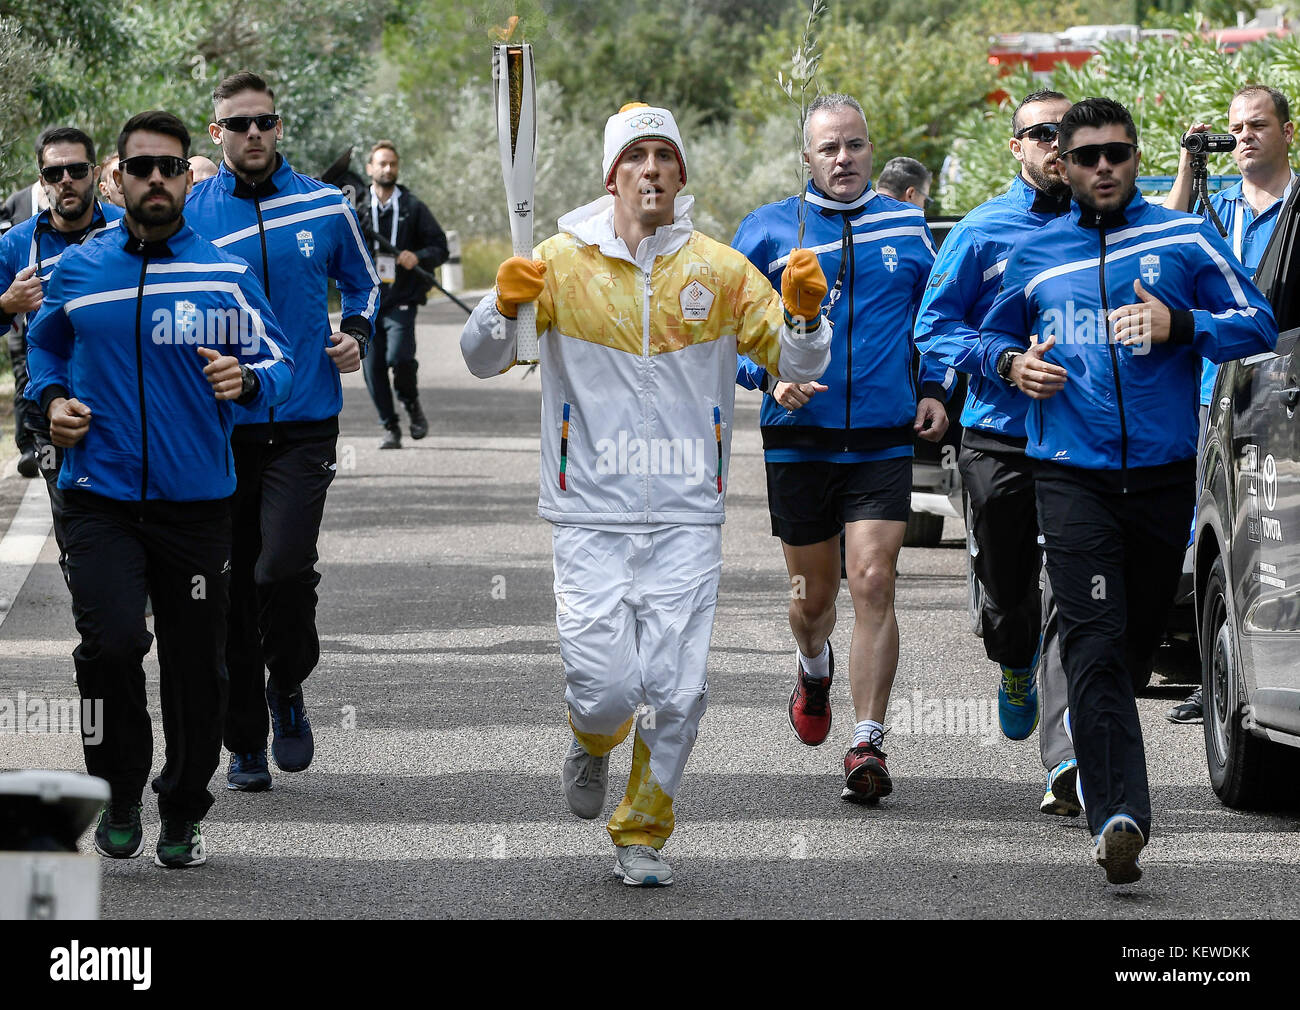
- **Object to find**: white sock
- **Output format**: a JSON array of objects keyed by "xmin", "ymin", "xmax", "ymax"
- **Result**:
[
  {"xmin": 797, "ymin": 643, "xmax": 831, "ymax": 679},
  {"xmin": 853, "ymin": 719, "xmax": 885, "ymax": 748}
]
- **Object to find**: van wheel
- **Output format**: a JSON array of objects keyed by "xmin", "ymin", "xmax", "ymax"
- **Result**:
[
  {"xmin": 1202, "ymin": 554, "xmax": 1269, "ymax": 808},
  {"xmin": 902, "ymin": 510, "xmax": 944, "ymax": 548}
]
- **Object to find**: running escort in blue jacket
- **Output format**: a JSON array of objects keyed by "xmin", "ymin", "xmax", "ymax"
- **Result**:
[
  {"xmin": 189, "ymin": 71, "xmax": 381, "ymax": 791},
  {"xmin": 24, "ymin": 220, "xmax": 293, "ymax": 501},
  {"xmin": 730, "ymin": 93, "xmax": 952, "ymax": 809},
  {"xmin": 28, "ymin": 111, "xmax": 297, "ymax": 867},
  {"xmin": 980, "ymin": 191, "xmax": 1275, "ymax": 481},
  {"xmin": 977, "ymin": 97, "xmax": 1277, "ymax": 886}
]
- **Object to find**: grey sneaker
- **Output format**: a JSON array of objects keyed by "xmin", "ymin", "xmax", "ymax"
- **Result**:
[
  {"xmin": 1166, "ymin": 687, "xmax": 1203, "ymax": 724},
  {"xmin": 614, "ymin": 844, "xmax": 674, "ymax": 887},
  {"xmin": 561, "ymin": 737, "xmax": 608, "ymax": 819}
]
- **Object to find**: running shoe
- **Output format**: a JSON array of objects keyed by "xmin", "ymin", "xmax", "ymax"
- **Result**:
[
  {"xmin": 998, "ymin": 664, "xmax": 1039, "ymax": 740},
  {"xmin": 154, "ymin": 819, "xmax": 207, "ymax": 868},
  {"xmin": 842, "ymin": 739, "xmax": 892, "ymax": 802},
  {"xmin": 1092, "ymin": 813, "xmax": 1145, "ymax": 884},
  {"xmin": 788, "ymin": 643, "xmax": 833, "ymax": 746},
  {"xmin": 93, "ymin": 802, "xmax": 144, "ymax": 859},
  {"xmin": 561, "ymin": 737, "xmax": 608, "ymax": 819},
  {"xmin": 1040, "ymin": 758, "xmax": 1081, "ymax": 816},
  {"xmin": 266, "ymin": 682, "xmax": 314, "ymax": 772},
  {"xmin": 613, "ymin": 844, "xmax": 673, "ymax": 887},
  {"xmin": 227, "ymin": 749, "xmax": 272, "ymax": 791},
  {"xmin": 1166, "ymin": 687, "xmax": 1203, "ymax": 724},
  {"xmin": 403, "ymin": 398, "xmax": 429, "ymax": 440}
]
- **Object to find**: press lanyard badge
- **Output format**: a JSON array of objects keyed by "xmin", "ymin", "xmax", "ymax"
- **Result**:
[{"xmin": 371, "ymin": 188, "xmax": 400, "ymax": 284}]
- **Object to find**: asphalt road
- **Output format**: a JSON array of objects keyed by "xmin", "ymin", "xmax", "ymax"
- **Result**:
[{"xmin": 2, "ymin": 299, "xmax": 1298, "ymax": 920}]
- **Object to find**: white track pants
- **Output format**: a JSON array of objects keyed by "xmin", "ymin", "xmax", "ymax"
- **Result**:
[{"xmin": 552, "ymin": 523, "xmax": 721, "ymax": 849}]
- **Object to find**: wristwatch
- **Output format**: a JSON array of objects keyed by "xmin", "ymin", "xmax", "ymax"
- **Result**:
[
  {"xmin": 236, "ymin": 365, "xmax": 260, "ymax": 405},
  {"xmin": 996, "ymin": 349, "xmax": 1021, "ymax": 385}
]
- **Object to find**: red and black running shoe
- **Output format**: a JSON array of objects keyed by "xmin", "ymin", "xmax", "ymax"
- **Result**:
[
  {"xmin": 788, "ymin": 642, "xmax": 834, "ymax": 746},
  {"xmin": 842, "ymin": 739, "xmax": 892, "ymax": 803}
]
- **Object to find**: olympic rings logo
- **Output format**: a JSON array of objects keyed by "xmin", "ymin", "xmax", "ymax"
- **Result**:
[{"xmin": 627, "ymin": 113, "xmax": 665, "ymax": 130}]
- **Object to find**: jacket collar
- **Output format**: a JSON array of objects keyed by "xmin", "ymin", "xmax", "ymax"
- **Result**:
[
  {"xmin": 367, "ymin": 183, "xmax": 404, "ymax": 210},
  {"xmin": 1071, "ymin": 186, "xmax": 1145, "ymax": 229},
  {"xmin": 558, "ymin": 194, "xmax": 695, "ymax": 269},
  {"xmin": 121, "ymin": 218, "xmax": 188, "ymax": 258},
  {"xmin": 220, "ymin": 153, "xmax": 289, "ymax": 199},
  {"xmin": 33, "ymin": 200, "xmax": 109, "ymax": 240},
  {"xmin": 806, "ymin": 180, "xmax": 875, "ymax": 214}
]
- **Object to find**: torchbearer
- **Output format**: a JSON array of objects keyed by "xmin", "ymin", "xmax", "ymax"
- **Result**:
[{"xmin": 461, "ymin": 101, "xmax": 833, "ymax": 886}]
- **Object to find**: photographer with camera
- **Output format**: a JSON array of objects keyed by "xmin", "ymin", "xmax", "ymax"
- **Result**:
[{"xmin": 1163, "ymin": 85, "xmax": 1294, "ymax": 725}]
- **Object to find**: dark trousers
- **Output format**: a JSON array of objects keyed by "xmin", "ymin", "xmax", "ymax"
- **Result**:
[
  {"xmin": 1035, "ymin": 470, "xmax": 1193, "ymax": 839},
  {"xmin": 224, "ymin": 432, "xmax": 336, "ymax": 754},
  {"xmin": 64, "ymin": 490, "xmax": 232, "ymax": 821},
  {"xmin": 7, "ymin": 325, "xmax": 34, "ymax": 452},
  {"xmin": 1037, "ymin": 570, "xmax": 1074, "ymax": 770},
  {"xmin": 362, "ymin": 304, "xmax": 419, "ymax": 428},
  {"xmin": 33, "ymin": 433, "xmax": 68, "ymax": 587},
  {"xmin": 959, "ymin": 447, "xmax": 1042, "ymax": 669}
]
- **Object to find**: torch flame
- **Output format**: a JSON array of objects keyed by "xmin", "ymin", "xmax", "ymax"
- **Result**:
[{"xmin": 491, "ymin": 15, "xmax": 520, "ymax": 42}]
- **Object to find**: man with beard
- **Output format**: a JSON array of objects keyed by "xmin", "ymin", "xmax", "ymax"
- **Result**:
[
  {"xmin": 26, "ymin": 110, "xmax": 293, "ymax": 868},
  {"xmin": 356, "ymin": 140, "xmax": 448, "ymax": 449},
  {"xmin": 914, "ymin": 91, "xmax": 1082, "ymax": 816},
  {"xmin": 185, "ymin": 72, "xmax": 379, "ymax": 792},
  {"xmin": 979, "ymin": 97, "xmax": 1275, "ymax": 883},
  {"xmin": 0, "ymin": 127, "xmax": 123, "ymax": 558}
]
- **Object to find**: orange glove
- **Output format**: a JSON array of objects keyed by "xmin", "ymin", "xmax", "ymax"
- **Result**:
[
  {"xmin": 780, "ymin": 248, "xmax": 827, "ymax": 322},
  {"xmin": 495, "ymin": 257, "xmax": 547, "ymax": 318}
]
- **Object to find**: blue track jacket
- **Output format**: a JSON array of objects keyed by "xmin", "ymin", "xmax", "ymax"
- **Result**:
[
  {"xmin": 185, "ymin": 155, "xmax": 378, "ymax": 427},
  {"xmin": 914, "ymin": 176, "xmax": 1070, "ymax": 447},
  {"xmin": 25, "ymin": 221, "xmax": 293, "ymax": 501},
  {"xmin": 734, "ymin": 183, "xmax": 952, "ymax": 461},
  {"xmin": 980, "ymin": 190, "xmax": 1276, "ymax": 488}
]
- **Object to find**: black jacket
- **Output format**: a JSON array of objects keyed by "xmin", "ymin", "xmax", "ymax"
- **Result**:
[{"xmin": 356, "ymin": 184, "xmax": 449, "ymax": 311}]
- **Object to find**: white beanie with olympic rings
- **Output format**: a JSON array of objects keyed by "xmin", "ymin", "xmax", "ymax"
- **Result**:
[{"xmin": 602, "ymin": 103, "xmax": 688, "ymax": 190}]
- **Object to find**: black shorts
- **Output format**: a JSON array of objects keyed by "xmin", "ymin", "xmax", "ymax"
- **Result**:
[{"xmin": 766, "ymin": 456, "xmax": 912, "ymax": 545}]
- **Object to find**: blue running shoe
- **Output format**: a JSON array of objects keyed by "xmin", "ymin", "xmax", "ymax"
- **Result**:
[
  {"xmin": 998, "ymin": 665, "xmax": 1039, "ymax": 740},
  {"xmin": 1093, "ymin": 813, "xmax": 1145, "ymax": 884},
  {"xmin": 266, "ymin": 683, "xmax": 314, "ymax": 772},
  {"xmin": 227, "ymin": 749, "xmax": 272, "ymax": 791},
  {"xmin": 1040, "ymin": 759, "xmax": 1081, "ymax": 816}
]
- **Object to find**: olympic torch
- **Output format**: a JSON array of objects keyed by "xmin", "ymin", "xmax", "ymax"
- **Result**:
[{"xmin": 493, "ymin": 40, "xmax": 539, "ymax": 364}]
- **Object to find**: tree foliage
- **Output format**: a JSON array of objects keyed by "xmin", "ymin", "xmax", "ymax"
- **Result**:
[
  {"xmin": 942, "ymin": 17, "xmax": 1300, "ymax": 215},
  {"xmin": 0, "ymin": 0, "xmax": 401, "ymax": 195}
]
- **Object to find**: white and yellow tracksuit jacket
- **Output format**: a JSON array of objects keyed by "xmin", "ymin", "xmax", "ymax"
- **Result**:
[{"xmin": 461, "ymin": 195, "xmax": 832, "ymax": 525}]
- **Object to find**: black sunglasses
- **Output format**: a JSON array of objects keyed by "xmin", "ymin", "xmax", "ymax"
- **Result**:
[
  {"xmin": 217, "ymin": 114, "xmax": 280, "ymax": 133},
  {"xmin": 1015, "ymin": 122, "xmax": 1060, "ymax": 143},
  {"xmin": 1061, "ymin": 142, "xmax": 1137, "ymax": 168},
  {"xmin": 40, "ymin": 162, "xmax": 92, "ymax": 184},
  {"xmin": 119, "ymin": 155, "xmax": 190, "ymax": 179}
]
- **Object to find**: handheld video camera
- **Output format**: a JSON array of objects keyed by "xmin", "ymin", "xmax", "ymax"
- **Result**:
[{"xmin": 1182, "ymin": 133, "xmax": 1237, "ymax": 155}]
